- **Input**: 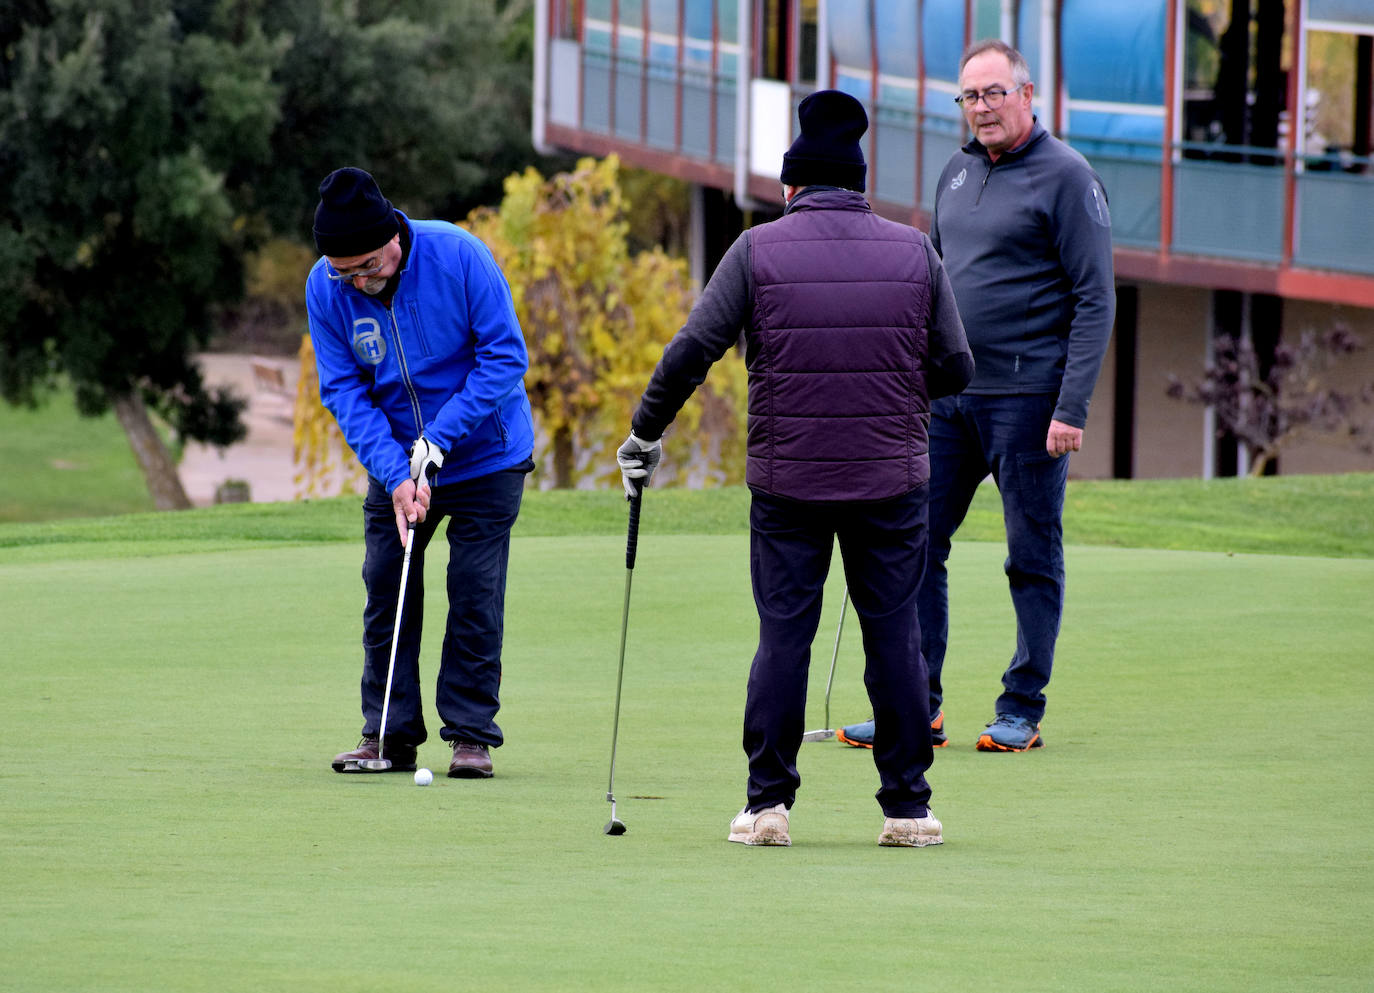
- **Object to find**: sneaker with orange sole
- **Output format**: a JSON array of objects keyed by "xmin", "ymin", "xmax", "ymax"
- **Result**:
[
  {"xmin": 976, "ymin": 714, "xmax": 1044, "ymax": 752},
  {"xmin": 836, "ymin": 711, "xmax": 949, "ymax": 749}
]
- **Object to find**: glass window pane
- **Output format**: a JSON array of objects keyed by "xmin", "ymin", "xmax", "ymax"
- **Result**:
[{"xmin": 875, "ymin": 0, "xmax": 917, "ymax": 79}]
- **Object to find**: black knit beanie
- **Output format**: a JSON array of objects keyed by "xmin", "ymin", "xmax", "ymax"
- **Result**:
[
  {"xmin": 313, "ymin": 167, "xmax": 399, "ymax": 257},
  {"xmin": 779, "ymin": 90, "xmax": 868, "ymax": 192}
]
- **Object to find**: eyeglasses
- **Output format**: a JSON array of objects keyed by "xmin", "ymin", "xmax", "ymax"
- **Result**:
[
  {"xmin": 325, "ymin": 255, "xmax": 386, "ymax": 282},
  {"xmin": 954, "ymin": 83, "xmax": 1027, "ymax": 109}
]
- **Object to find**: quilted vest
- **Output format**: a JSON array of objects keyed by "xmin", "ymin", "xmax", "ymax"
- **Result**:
[{"xmin": 746, "ymin": 189, "xmax": 933, "ymax": 502}]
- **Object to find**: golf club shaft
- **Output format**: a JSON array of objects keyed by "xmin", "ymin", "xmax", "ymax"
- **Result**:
[
  {"xmin": 824, "ymin": 586, "xmax": 848, "ymax": 730},
  {"xmin": 606, "ymin": 490, "xmax": 642, "ymax": 803},
  {"xmin": 378, "ymin": 522, "xmax": 416, "ymax": 763}
]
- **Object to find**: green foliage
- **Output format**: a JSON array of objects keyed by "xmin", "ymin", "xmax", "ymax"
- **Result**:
[
  {"xmin": 465, "ymin": 156, "xmax": 747, "ymax": 489},
  {"xmin": 252, "ymin": 0, "xmax": 551, "ymax": 230},
  {"xmin": 0, "ymin": 0, "xmax": 272, "ymax": 442},
  {"xmin": 1, "ymin": 0, "xmax": 560, "ymax": 506}
]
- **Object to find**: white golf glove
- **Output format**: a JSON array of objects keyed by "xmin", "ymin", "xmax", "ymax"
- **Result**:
[
  {"xmin": 409, "ymin": 436, "xmax": 446, "ymax": 486},
  {"xmin": 616, "ymin": 432, "xmax": 662, "ymax": 499}
]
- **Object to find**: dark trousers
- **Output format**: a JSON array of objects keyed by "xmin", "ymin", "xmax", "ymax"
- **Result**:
[
  {"xmin": 745, "ymin": 486, "xmax": 934, "ymax": 819},
  {"xmin": 918, "ymin": 394, "xmax": 1068, "ymax": 723},
  {"xmin": 358, "ymin": 463, "xmax": 530, "ymax": 747}
]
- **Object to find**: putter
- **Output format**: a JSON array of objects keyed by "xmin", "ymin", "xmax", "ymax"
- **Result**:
[
  {"xmin": 604, "ymin": 486, "xmax": 643, "ymax": 835},
  {"xmin": 356, "ymin": 516, "xmax": 419, "ymax": 772},
  {"xmin": 802, "ymin": 585, "xmax": 849, "ymax": 742}
]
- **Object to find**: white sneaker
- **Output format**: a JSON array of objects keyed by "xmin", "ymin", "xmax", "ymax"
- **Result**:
[
  {"xmin": 878, "ymin": 811, "xmax": 943, "ymax": 847},
  {"xmin": 727, "ymin": 803, "xmax": 791, "ymax": 846}
]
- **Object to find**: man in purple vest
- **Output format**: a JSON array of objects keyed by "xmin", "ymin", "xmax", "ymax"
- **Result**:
[{"xmin": 616, "ymin": 91, "xmax": 973, "ymax": 847}]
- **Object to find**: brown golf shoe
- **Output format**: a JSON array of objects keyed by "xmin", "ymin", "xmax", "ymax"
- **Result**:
[
  {"xmin": 331, "ymin": 736, "xmax": 417, "ymax": 773},
  {"xmin": 448, "ymin": 741, "xmax": 494, "ymax": 779}
]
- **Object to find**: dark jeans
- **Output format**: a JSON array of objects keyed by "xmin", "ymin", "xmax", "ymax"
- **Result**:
[
  {"xmin": 358, "ymin": 462, "xmax": 530, "ymax": 747},
  {"xmin": 918, "ymin": 394, "xmax": 1068, "ymax": 723},
  {"xmin": 746, "ymin": 486, "xmax": 933, "ymax": 819}
]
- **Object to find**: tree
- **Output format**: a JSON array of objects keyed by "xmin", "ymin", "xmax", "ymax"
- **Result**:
[
  {"xmin": 1, "ymin": 0, "xmax": 562, "ymax": 508},
  {"xmin": 465, "ymin": 156, "xmax": 746, "ymax": 490},
  {"xmin": 0, "ymin": 0, "xmax": 282, "ymax": 507},
  {"xmin": 251, "ymin": 0, "xmax": 561, "ymax": 238},
  {"xmin": 1166, "ymin": 323, "xmax": 1374, "ymax": 476}
]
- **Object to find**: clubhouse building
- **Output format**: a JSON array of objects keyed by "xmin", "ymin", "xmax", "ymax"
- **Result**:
[{"xmin": 531, "ymin": 0, "xmax": 1374, "ymax": 478}]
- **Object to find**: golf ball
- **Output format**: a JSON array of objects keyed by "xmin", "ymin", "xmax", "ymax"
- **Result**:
[{"xmin": 414, "ymin": 768, "xmax": 433, "ymax": 787}]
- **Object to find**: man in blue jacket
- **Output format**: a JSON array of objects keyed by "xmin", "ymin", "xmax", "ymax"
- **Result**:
[
  {"xmin": 838, "ymin": 40, "xmax": 1116, "ymax": 753},
  {"xmin": 617, "ymin": 92, "xmax": 973, "ymax": 847},
  {"xmin": 307, "ymin": 167, "xmax": 535, "ymax": 779}
]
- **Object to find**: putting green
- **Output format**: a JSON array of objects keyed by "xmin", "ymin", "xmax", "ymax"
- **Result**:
[{"xmin": 2, "ymin": 534, "xmax": 1370, "ymax": 991}]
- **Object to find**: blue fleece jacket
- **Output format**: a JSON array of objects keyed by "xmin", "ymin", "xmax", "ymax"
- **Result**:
[
  {"xmin": 305, "ymin": 213, "xmax": 534, "ymax": 494},
  {"xmin": 931, "ymin": 121, "xmax": 1115, "ymax": 427}
]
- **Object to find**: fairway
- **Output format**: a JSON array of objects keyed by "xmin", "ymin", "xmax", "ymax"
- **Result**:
[{"xmin": 3, "ymin": 526, "xmax": 1372, "ymax": 991}]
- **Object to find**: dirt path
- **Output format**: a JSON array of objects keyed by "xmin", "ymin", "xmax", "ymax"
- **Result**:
[{"xmin": 179, "ymin": 354, "xmax": 301, "ymax": 507}]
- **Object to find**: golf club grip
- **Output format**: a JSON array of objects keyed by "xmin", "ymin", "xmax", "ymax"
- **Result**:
[{"xmin": 625, "ymin": 491, "xmax": 642, "ymax": 570}]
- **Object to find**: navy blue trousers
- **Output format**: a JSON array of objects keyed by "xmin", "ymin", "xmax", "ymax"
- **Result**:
[
  {"xmin": 918, "ymin": 394, "xmax": 1068, "ymax": 723},
  {"xmin": 745, "ymin": 486, "xmax": 934, "ymax": 819},
  {"xmin": 357, "ymin": 463, "xmax": 530, "ymax": 748}
]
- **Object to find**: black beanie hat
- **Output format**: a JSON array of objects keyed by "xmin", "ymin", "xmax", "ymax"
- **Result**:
[
  {"xmin": 313, "ymin": 167, "xmax": 399, "ymax": 257},
  {"xmin": 780, "ymin": 90, "xmax": 868, "ymax": 192}
]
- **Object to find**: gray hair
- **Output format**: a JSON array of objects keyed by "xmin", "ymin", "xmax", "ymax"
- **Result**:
[{"xmin": 959, "ymin": 39, "xmax": 1032, "ymax": 87}]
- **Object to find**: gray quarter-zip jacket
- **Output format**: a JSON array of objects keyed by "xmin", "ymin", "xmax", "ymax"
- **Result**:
[{"xmin": 931, "ymin": 120, "xmax": 1115, "ymax": 427}]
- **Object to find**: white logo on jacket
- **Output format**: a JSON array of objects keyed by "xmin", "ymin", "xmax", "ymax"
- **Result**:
[
  {"xmin": 951, "ymin": 168, "xmax": 967, "ymax": 190},
  {"xmin": 352, "ymin": 318, "xmax": 386, "ymax": 365}
]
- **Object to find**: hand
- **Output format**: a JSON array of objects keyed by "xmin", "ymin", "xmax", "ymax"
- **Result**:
[
  {"xmin": 1046, "ymin": 420, "xmax": 1083, "ymax": 458},
  {"xmin": 409, "ymin": 436, "xmax": 446, "ymax": 486},
  {"xmin": 616, "ymin": 432, "xmax": 662, "ymax": 499},
  {"xmin": 391, "ymin": 478, "xmax": 429, "ymax": 545}
]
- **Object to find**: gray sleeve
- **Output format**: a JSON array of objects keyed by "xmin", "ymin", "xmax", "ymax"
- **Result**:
[
  {"xmin": 923, "ymin": 238, "xmax": 974, "ymax": 399},
  {"xmin": 631, "ymin": 231, "xmax": 751, "ymax": 440},
  {"xmin": 1051, "ymin": 167, "xmax": 1116, "ymax": 427}
]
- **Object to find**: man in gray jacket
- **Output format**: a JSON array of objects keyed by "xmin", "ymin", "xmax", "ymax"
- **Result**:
[
  {"xmin": 840, "ymin": 40, "xmax": 1115, "ymax": 753},
  {"xmin": 616, "ymin": 91, "xmax": 973, "ymax": 847}
]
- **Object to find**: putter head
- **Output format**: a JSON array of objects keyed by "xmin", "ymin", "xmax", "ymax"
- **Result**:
[
  {"xmin": 603, "ymin": 818, "xmax": 627, "ymax": 836},
  {"xmin": 801, "ymin": 729, "xmax": 835, "ymax": 742},
  {"xmin": 354, "ymin": 758, "xmax": 393, "ymax": 772}
]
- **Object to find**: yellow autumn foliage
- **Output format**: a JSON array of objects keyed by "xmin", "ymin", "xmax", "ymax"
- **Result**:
[
  {"xmin": 466, "ymin": 155, "xmax": 746, "ymax": 489},
  {"xmin": 293, "ymin": 334, "xmax": 367, "ymax": 498}
]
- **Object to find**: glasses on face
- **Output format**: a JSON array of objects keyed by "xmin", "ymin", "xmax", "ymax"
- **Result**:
[
  {"xmin": 954, "ymin": 82, "xmax": 1027, "ymax": 109},
  {"xmin": 325, "ymin": 255, "xmax": 386, "ymax": 282}
]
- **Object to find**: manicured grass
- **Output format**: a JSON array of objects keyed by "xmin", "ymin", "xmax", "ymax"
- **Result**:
[
  {"xmin": 3, "ymin": 520, "xmax": 1372, "ymax": 991},
  {"xmin": 0, "ymin": 390, "xmax": 156, "ymax": 522},
  {"xmin": 1, "ymin": 473, "xmax": 1372, "ymax": 560}
]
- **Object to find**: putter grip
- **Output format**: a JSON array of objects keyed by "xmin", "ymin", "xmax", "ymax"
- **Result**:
[{"xmin": 625, "ymin": 491, "xmax": 642, "ymax": 570}]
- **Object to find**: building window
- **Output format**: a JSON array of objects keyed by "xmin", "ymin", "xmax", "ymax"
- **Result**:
[
  {"xmin": 797, "ymin": 0, "xmax": 819, "ymax": 84},
  {"xmin": 760, "ymin": 0, "xmax": 791, "ymax": 81},
  {"xmin": 1305, "ymin": 29, "xmax": 1374, "ymax": 171},
  {"xmin": 1184, "ymin": 0, "xmax": 1290, "ymax": 163},
  {"xmin": 555, "ymin": 0, "xmax": 583, "ymax": 40}
]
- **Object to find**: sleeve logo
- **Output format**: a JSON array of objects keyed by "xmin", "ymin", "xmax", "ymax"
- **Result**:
[{"xmin": 1085, "ymin": 183, "xmax": 1111, "ymax": 228}]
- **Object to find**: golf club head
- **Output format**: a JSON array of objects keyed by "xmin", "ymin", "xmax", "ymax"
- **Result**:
[
  {"xmin": 801, "ymin": 729, "xmax": 836, "ymax": 742},
  {"xmin": 354, "ymin": 758, "xmax": 393, "ymax": 772},
  {"xmin": 603, "ymin": 818, "xmax": 627, "ymax": 836}
]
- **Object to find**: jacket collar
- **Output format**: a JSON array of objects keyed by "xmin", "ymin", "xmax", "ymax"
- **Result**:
[{"xmin": 783, "ymin": 186, "xmax": 872, "ymax": 215}]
